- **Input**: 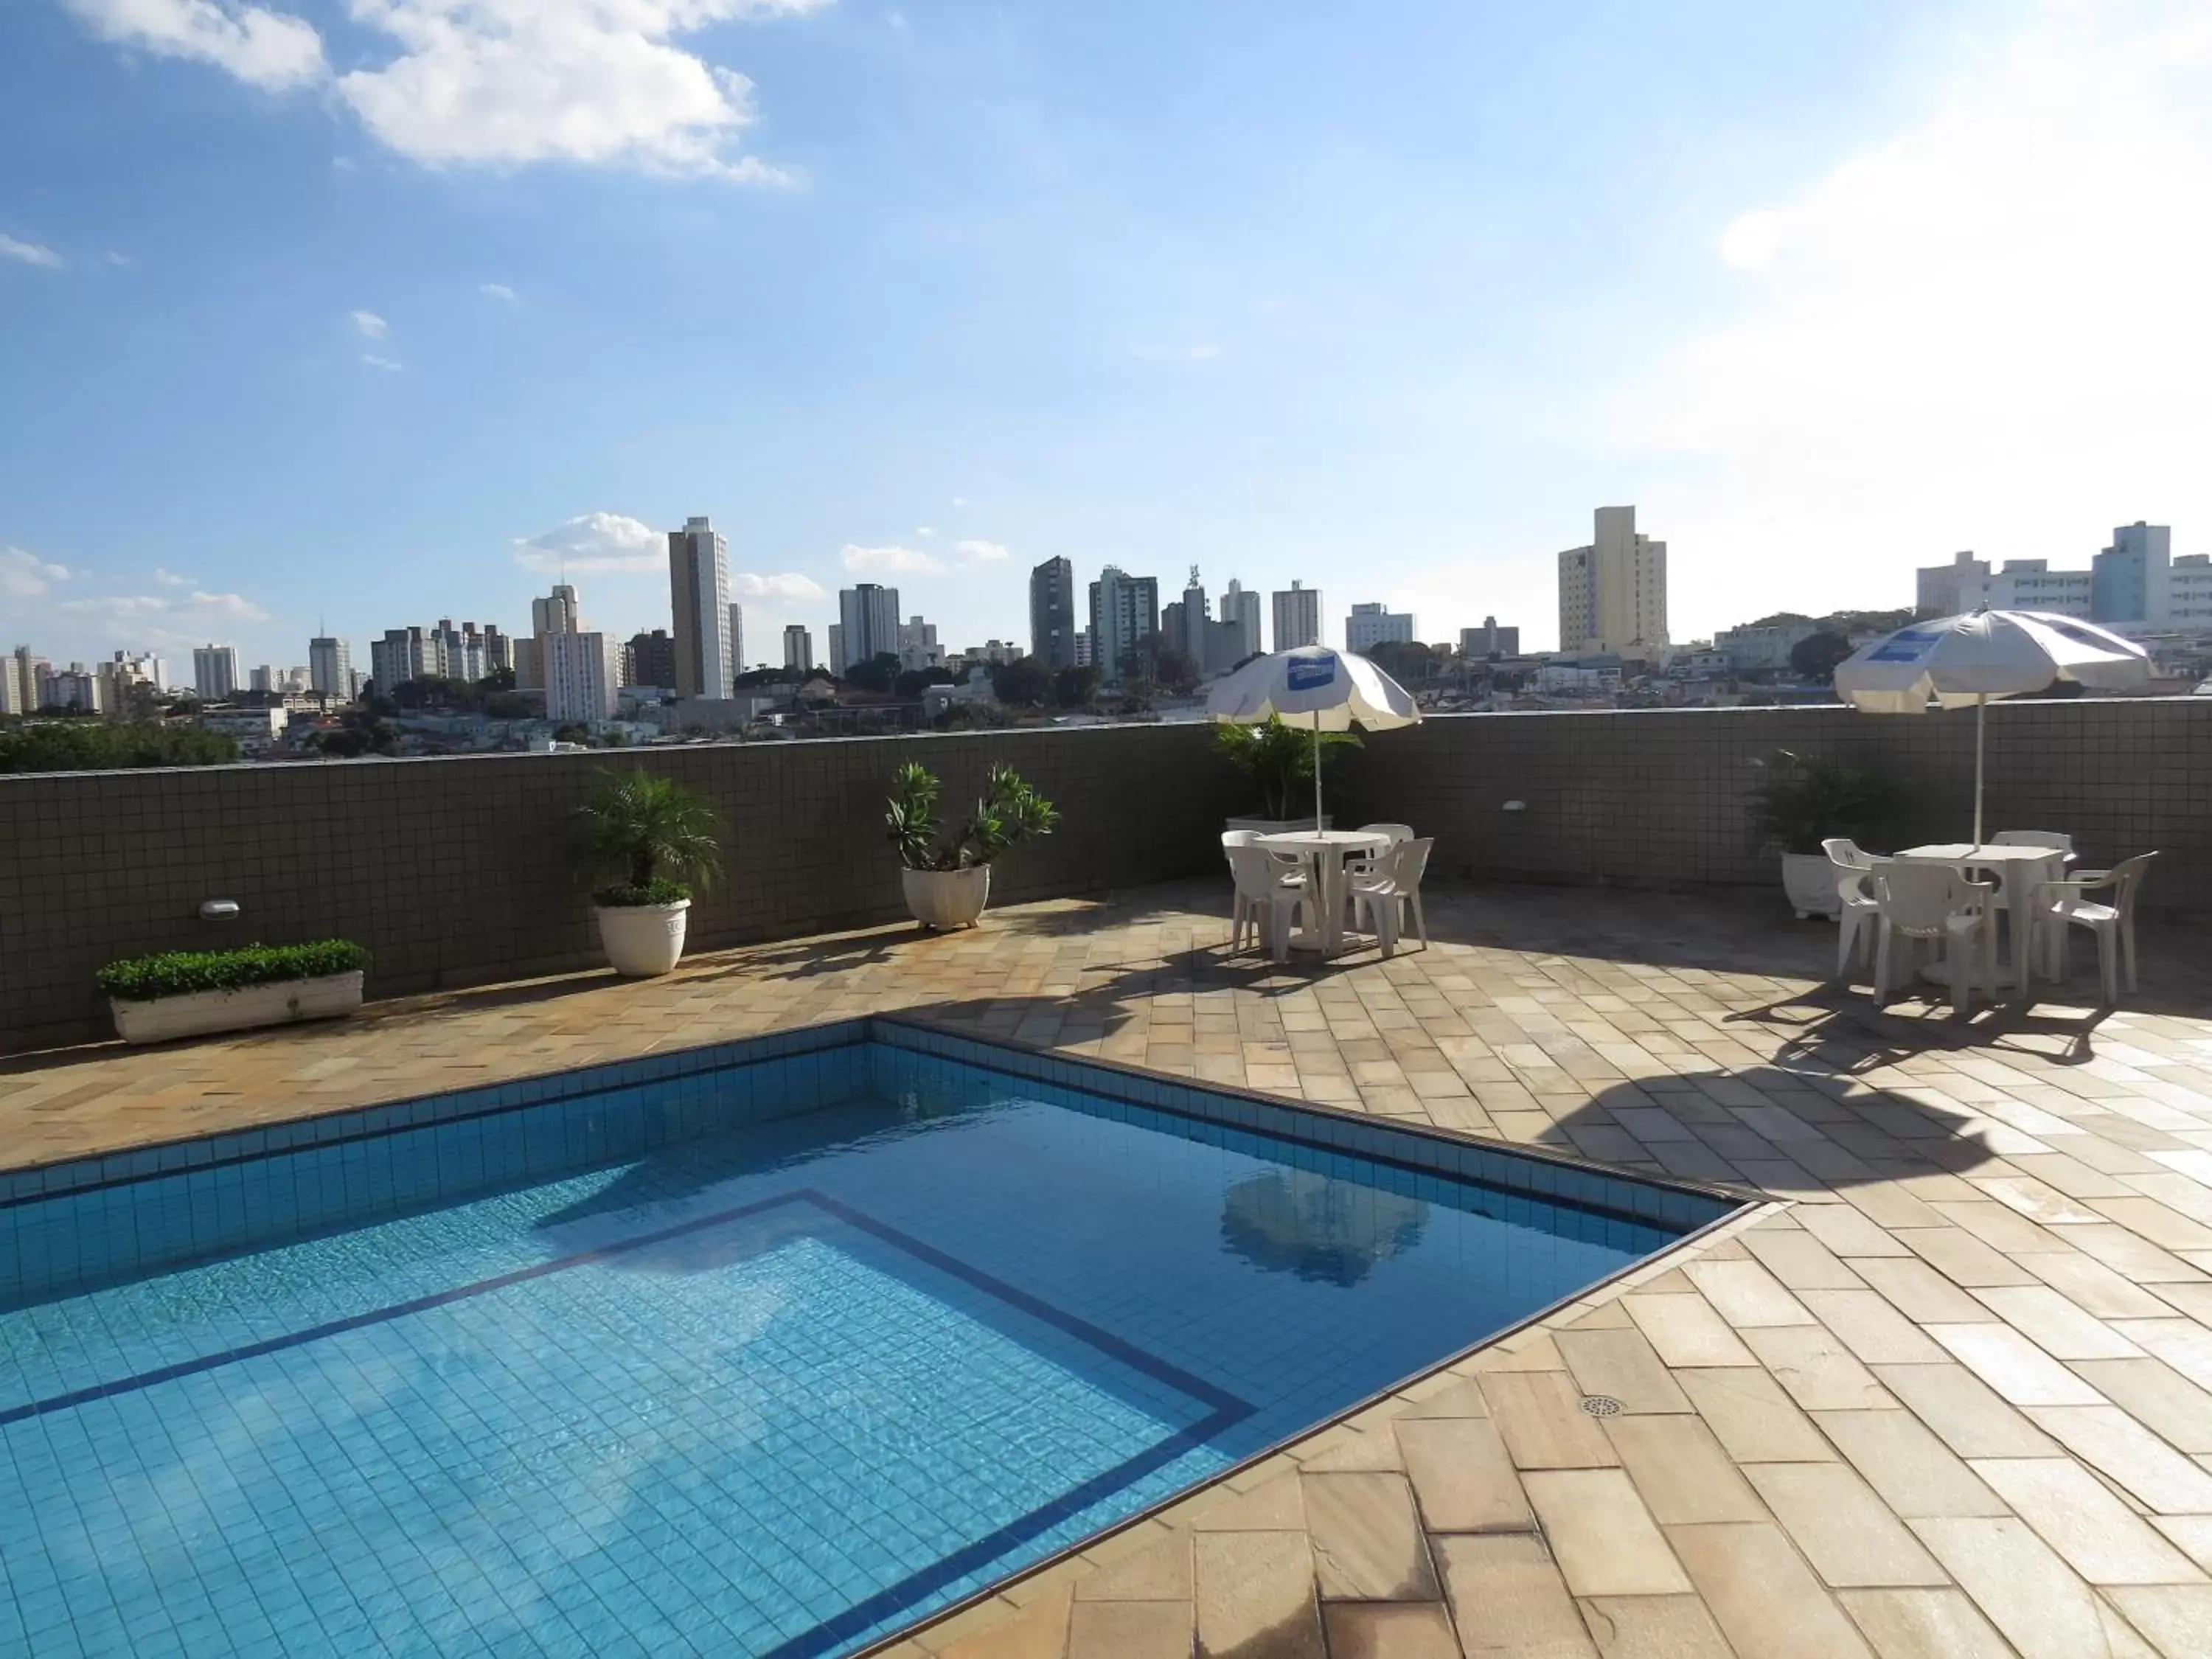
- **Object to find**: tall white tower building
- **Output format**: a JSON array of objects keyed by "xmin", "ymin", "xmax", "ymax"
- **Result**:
[
  {"xmin": 1272, "ymin": 581, "xmax": 1321, "ymax": 651},
  {"xmin": 667, "ymin": 517, "xmax": 734, "ymax": 700},
  {"xmin": 1557, "ymin": 506, "xmax": 1668, "ymax": 654}
]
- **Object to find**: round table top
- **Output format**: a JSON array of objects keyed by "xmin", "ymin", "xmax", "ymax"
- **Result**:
[
  {"xmin": 1253, "ymin": 829, "xmax": 1394, "ymax": 851},
  {"xmin": 1896, "ymin": 843, "xmax": 2065, "ymax": 864}
]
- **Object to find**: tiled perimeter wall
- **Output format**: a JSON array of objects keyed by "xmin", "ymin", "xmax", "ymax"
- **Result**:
[
  {"xmin": 1338, "ymin": 696, "xmax": 2211, "ymax": 915},
  {"xmin": 3, "ymin": 698, "xmax": 2205, "ymax": 1052},
  {"xmin": 0, "ymin": 726, "xmax": 1245, "ymax": 1054}
]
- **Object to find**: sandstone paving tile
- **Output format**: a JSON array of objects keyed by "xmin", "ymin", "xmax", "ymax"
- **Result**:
[
  {"xmin": 1620, "ymin": 1293, "xmax": 1755, "ymax": 1368},
  {"xmin": 2021, "ymin": 1252, "xmax": 2184, "ymax": 1321},
  {"xmin": 1681, "ymin": 1259, "xmax": 1815, "ymax": 1328},
  {"xmin": 1301, "ymin": 1472, "xmax": 1440, "ymax": 1602},
  {"xmin": 1972, "ymin": 1285, "xmax": 2148, "ymax": 1361},
  {"xmin": 934, "ymin": 1585, "xmax": 1074, "ymax": 1659},
  {"xmin": 2101, "ymin": 1585, "xmax": 2212, "ymax": 1659},
  {"xmin": 1065, "ymin": 1599, "xmax": 1192, "ymax": 1659},
  {"xmin": 1433, "ymin": 1533, "xmax": 1596, "ymax": 1659},
  {"xmin": 1893, "ymin": 1227, "xmax": 2042, "ymax": 1287},
  {"xmin": 1392, "ymin": 1416, "xmax": 1531, "ymax": 1535},
  {"xmin": 1910, "ymin": 1517, "xmax": 2111, "ymax": 1659},
  {"xmin": 1812, "ymin": 1408, "xmax": 2008, "ymax": 1518},
  {"xmin": 1851, "ymin": 1255, "xmax": 2005, "ymax": 1324},
  {"xmin": 1194, "ymin": 1531, "xmax": 1324, "ymax": 1659},
  {"xmin": 1190, "ymin": 1472, "xmax": 1307, "ymax": 1531},
  {"xmin": 1522, "ymin": 1470, "xmax": 1691, "ymax": 1597},
  {"xmin": 1928, "ymin": 1324, "xmax": 2108, "ymax": 1406},
  {"xmin": 1397, "ymin": 1376, "xmax": 1490, "ymax": 1419},
  {"xmin": 1796, "ymin": 1203, "xmax": 1916, "ymax": 1258},
  {"xmin": 1478, "ymin": 1370, "xmax": 1619, "ymax": 1470},
  {"xmin": 1074, "ymin": 1530, "xmax": 1192, "ymax": 1602},
  {"xmin": 1742, "ymin": 1461, "xmax": 1950, "ymax": 1588},
  {"xmin": 1576, "ymin": 1596, "xmax": 1733, "ymax": 1658},
  {"xmin": 1663, "ymin": 1522, "xmax": 1874, "ymax": 1659},
  {"xmin": 2066, "ymin": 1359, "xmax": 2212, "ymax": 1455},
  {"xmin": 1742, "ymin": 1323, "xmax": 1896, "ymax": 1411},
  {"xmin": 1969, "ymin": 1175, "xmax": 2108, "ymax": 1227},
  {"xmin": 1299, "ymin": 1420, "xmax": 1409, "ymax": 1474},
  {"xmin": 1797, "ymin": 1288, "xmax": 1952, "ymax": 1365},
  {"xmin": 1743, "ymin": 1225, "xmax": 1868, "ymax": 1289},
  {"xmin": 2064, "ymin": 1226, "xmax": 2206, "ymax": 1283},
  {"xmin": 1602, "ymin": 1416, "xmax": 1767, "ymax": 1526},
  {"xmin": 2141, "ymin": 1279, "xmax": 2212, "ymax": 1325},
  {"xmin": 1967, "ymin": 1458, "xmax": 2207, "ymax": 1585},
  {"xmin": 1835, "ymin": 1587, "xmax": 2017, "ymax": 1659},
  {"xmin": 1931, "ymin": 1197, "xmax": 2076, "ymax": 1255},
  {"xmin": 1554, "ymin": 1327, "xmax": 1691, "ymax": 1414},
  {"xmin": 2149, "ymin": 1516, "xmax": 2212, "ymax": 1573},
  {"xmin": 1319, "ymin": 1600, "xmax": 1463, "ymax": 1659},
  {"xmin": 1871, "ymin": 1362, "xmax": 2065, "ymax": 1458},
  {"xmin": 1675, "ymin": 1366, "xmax": 1836, "ymax": 1463},
  {"xmin": 2020, "ymin": 1407, "xmax": 2212, "ymax": 1514},
  {"xmin": 2107, "ymin": 1321, "xmax": 2212, "ymax": 1392},
  {"xmin": 2092, "ymin": 1197, "xmax": 2212, "ymax": 1253}
]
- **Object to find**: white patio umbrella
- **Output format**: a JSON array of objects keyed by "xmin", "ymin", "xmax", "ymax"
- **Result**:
[
  {"xmin": 1206, "ymin": 645, "xmax": 1420, "ymax": 830},
  {"xmin": 1832, "ymin": 608, "xmax": 2152, "ymax": 846}
]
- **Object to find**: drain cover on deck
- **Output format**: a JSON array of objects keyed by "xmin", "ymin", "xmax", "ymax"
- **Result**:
[{"xmin": 1579, "ymin": 1395, "xmax": 1623, "ymax": 1417}]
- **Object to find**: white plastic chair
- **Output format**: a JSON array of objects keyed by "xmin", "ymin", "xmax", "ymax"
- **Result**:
[
  {"xmin": 2037, "ymin": 852, "xmax": 2157, "ymax": 1003},
  {"xmin": 1868, "ymin": 858, "xmax": 1997, "ymax": 1016},
  {"xmin": 1346, "ymin": 823, "xmax": 1413, "ymax": 886},
  {"xmin": 1822, "ymin": 838, "xmax": 1880, "ymax": 980},
  {"xmin": 1225, "ymin": 844, "xmax": 1309, "ymax": 961},
  {"xmin": 1351, "ymin": 838, "xmax": 1432, "ymax": 956},
  {"xmin": 1356, "ymin": 823, "xmax": 1415, "ymax": 844}
]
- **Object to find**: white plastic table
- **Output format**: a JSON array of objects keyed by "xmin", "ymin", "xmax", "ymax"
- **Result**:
[
  {"xmin": 1253, "ymin": 830, "xmax": 1394, "ymax": 956},
  {"xmin": 1895, "ymin": 842, "xmax": 2067, "ymax": 995}
]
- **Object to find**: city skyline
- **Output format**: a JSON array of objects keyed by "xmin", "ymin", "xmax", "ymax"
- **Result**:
[{"xmin": 6, "ymin": 4, "xmax": 2208, "ymax": 672}]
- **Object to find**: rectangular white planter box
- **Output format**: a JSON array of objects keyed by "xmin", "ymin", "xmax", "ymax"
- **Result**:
[{"xmin": 109, "ymin": 970, "xmax": 365, "ymax": 1045}]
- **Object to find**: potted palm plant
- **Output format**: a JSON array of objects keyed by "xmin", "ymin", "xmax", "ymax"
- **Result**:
[
  {"xmin": 886, "ymin": 760, "xmax": 1057, "ymax": 928},
  {"xmin": 1214, "ymin": 713, "xmax": 1360, "ymax": 832},
  {"xmin": 574, "ymin": 769, "xmax": 726, "ymax": 975},
  {"xmin": 1749, "ymin": 749, "xmax": 1896, "ymax": 919}
]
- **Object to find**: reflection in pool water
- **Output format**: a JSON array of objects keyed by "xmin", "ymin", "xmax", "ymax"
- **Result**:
[{"xmin": 1219, "ymin": 1167, "xmax": 1430, "ymax": 1287}]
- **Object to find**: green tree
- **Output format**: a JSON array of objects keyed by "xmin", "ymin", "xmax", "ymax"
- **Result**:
[
  {"xmin": 990, "ymin": 655, "xmax": 1051, "ymax": 706},
  {"xmin": 895, "ymin": 666, "xmax": 955, "ymax": 699},
  {"xmin": 1051, "ymin": 663, "xmax": 1100, "ymax": 706},
  {"xmin": 0, "ymin": 720, "xmax": 240, "ymax": 773},
  {"xmin": 844, "ymin": 652, "xmax": 902, "ymax": 694},
  {"xmin": 1789, "ymin": 630, "xmax": 1855, "ymax": 684},
  {"xmin": 1212, "ymin": 714, "xmax": 1362, "ymax": 821},
  {"xmin": 1152, "ymin": 646, "xmax": 1201, "ymax": 696}
]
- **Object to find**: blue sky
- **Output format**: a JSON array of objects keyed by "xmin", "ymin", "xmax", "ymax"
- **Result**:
[{"xmin": 4, "ymin": 0, "xmax": 2209, "ymax": 670}]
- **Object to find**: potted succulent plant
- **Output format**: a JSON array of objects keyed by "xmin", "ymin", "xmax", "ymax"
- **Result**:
[
  {"xmin": 574, "ymin": 768, "xmax": 726, "ymax": 975},
  {"xmin": 886, "ymin": 760, "xmax": 1057, "ymax": 928},
  {"xmin": 1749, "ymin": 748, "xmax": 1896, "ymax": 919},
  {"xmin": 98, "ymin": 939, "xmax": 369, "ymax": 1044},
  {"xmin": 1213, "ymin": 713, "xmax": 1360, "ymax": 833}
]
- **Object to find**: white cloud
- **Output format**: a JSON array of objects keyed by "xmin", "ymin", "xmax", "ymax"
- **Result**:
[
  {"xmin": 359, "ymin": 352, "xmax": 404, "ymax": 371},
  {"xmin": 105, "ymin": 250, "xmax": 133, "ymax": 267},
  {"xmin": 350, "ymin": 309, "xmax": 388, "ymax": 338},
  {"xmin": 64, "ymin": 0, "xmax": 818, "ymax": 181},
  {"xmin": 955, "ymin": 539, "xmax": 1008, "ymax": 563},
  {"xmin": 733, "ymin": 571, "xmax": 827, "ymax": 603},
  {"xmin": 63, "ymin": 0, "xmax": 325, "ymax": 89},
  {"xmin": 150, "ymin": 566, "xmax": 195, "ymax": 587},
  {"xmin": 840, "ymin": 543, "xmax": 943, "ymax": 575},
  {"xmin": 512, "ymin": 510, "xmax": 664, "ymax": 574},
  {"xmin": 333, "ymin": 0, "xmax": 821, "ymax": 180},
  {"xmin": 50, "ymin": 586, "xmax": 273, "ymax": 655},
  {"xmin": 912, "ymin": 525, "xmax": 934, "ymax": 538},
  {"xmin": 479, "ymin": 282, "xmax": 516, "ymax": 302},
  {"xmin": 1608, "ymin": 0, "xmax": 2212, "ymax": 630},
  {"xmin": 1, "ymin": 549, "xmax": 72, "ymax": 599},
  {"xmin": 1, "ymin": 234, "xmax": 65, "ymax": 270}
]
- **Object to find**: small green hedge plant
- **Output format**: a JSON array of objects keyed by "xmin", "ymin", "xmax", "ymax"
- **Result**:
[
  {"xmin": 96, "ymin": 940, "xmax": 370, "ymax": 1002},
  {"xmin": 589, "ymin": 877, "xmax": 693, "ymax": 908}
]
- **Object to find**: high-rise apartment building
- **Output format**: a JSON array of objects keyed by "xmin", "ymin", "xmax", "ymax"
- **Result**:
[
  {"xmin": 249, "ymin": 665, "xmax": 276, "ymax": 694},
  {"xmin": 1956, "ymin": 561, "xmax": 2094, "ymax": 618},
  {"xmin": 1916, "ymin": 552, "xmax": 1989, "ymax": 618},
  {"xmin": 308, "ymin": 636, "xmax": 352, "ymax": 701},
  {"xmin": 897, "ymin": 616, "xmax": 942, "ymax": 672},
  {"xmin": 1346, "ymin": 603, "xmax": 1415, "ymax": 654},
  {"xmin": 1088, "ymin": 566, "xmax": 1160, "ymax": 682},
  {"xmin": 1220, "ymin": 579, "xmax": 1263, "ymax": 662},
  {"xmin": 728, "ymin": 604, "xmax": 745, "ymax": 676},
  {"xmin": 1557, "ymin": 506, "xmax": 1668, "ymax": 654},
  {"xmin": 2094, "ymin": 521, "xmax": 2171, "ymax": 627},
  {"xmin": 1458, "ymin": 617, "xmax": 1520, "ymax": 659},
  {"xmin": 192, "ymin": 644, "xmax": 240, "ymax": 700},
  {"xmin": 1941, "ymin": 524, "xmax": 2204, "ymax": 629},
  {"xmin": 836, "ymin": 583, "xmax": 901, "ymax": 677},
  {"xmin": 783, "ymin": 624, "xmax": 813, "ymax": 673},
  {"xmin": 532, "ymin": 585, "xmax": 580, "ymax": 638},
  {"xmin": 544, "ymin": 631, "xmax": 619, "ymax": 723},
  {"xmin": 826, "ymin": 624, "xmax": 844, "ymax": 677},
  {"xmin": 667, "ymin": 516, "xmax": 734, "ymax": 700},
  {"xmin": 40, "ymin": 664, "xmax": 102, "ymax": 712},
  {"xmin": 99, "ymin": 650, "xmax": 162, "ymax": 711},
  {"xmin": 1029, "ymin": 557, "xmax": 1079, "ymax": 669},
  {"xmin": 1169, "ymin": 568, "xmax": 1211, "ymax": 663},
  {"xmin": 1272, "ymin": 581, "xmax": 1321, "ymax": 650},
  {"xmin": 0, "ymin": 647, "xmax": 33, "ymax": 714},
  {"xmin": 625, "ymin": 629, "xmax": 677, "ymax": 689}
]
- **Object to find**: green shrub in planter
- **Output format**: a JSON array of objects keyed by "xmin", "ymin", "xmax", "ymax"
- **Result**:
[{"xmin": 96, "ymin": 939, "xmax": 371, "ymax": 1002}]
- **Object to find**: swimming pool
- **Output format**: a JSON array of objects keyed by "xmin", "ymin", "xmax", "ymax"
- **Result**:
[{"xmin": 0, "ymin": 1018, "xmax": 1742, "ymax": 1657}]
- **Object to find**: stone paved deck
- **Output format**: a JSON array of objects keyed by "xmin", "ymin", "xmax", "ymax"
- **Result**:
[{"xmin": 8, "ymin": 880, "xmax": 2212, "ymax": 1659}]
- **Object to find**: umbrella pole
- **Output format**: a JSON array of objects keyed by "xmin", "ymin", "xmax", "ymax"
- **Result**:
[
  {"xmin": 1313, "ymin": 711, "xmax": 1324, "ymax": 832},
  {"xmin": 1973, "ymin": 695, "xmax": 1986, "ymax": 849}
]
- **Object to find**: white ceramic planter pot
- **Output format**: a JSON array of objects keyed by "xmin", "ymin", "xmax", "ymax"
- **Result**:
[
  {"xmin": 1781, "ymin": 852, "xmax": 1841, "ymax": 919},
  {"xmin": 1226, "ymin": 815, "xmax": 1332, "ymax": 835},
  {"xmin": 595, "ymin": 899, "xmax": 692, "ymax": 976},
  {"xmin": 902, "ymin": 864, "xmax": 992, "ymax": 929},
  {"xmin": 110, "ymin": 970, "xmax": 365, "ymax": 1045}
]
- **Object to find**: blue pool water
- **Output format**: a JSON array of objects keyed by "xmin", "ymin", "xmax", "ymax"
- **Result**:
[{"xmin": 0, "ymin": 1026, "xmax": 1734, "ymax": 1657}]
